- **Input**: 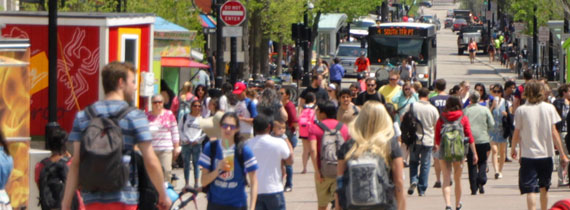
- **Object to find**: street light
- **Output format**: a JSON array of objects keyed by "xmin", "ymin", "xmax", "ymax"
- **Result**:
[{"xmin": 302, "ymin": 2, "xmax": 313, "ymax": 87}]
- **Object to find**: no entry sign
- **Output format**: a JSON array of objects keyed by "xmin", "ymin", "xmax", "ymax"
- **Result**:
[{"xmin": 221, "ymin": 1, "xmax": 246, "ymax": 26}]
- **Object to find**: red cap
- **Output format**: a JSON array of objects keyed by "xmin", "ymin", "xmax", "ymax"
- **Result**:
[{"xmin": 233, "ymin": 82, "xmax": 247, "ymax": 95}]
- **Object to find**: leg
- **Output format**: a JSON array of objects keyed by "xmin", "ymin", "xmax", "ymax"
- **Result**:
[
  {"xmin": 285, "ymin": 135, "xmax": 297, "ymax": 188},
  {"xmin": 401, "ymin": 143, "xmax": 409, "ymax": 166},
  {"xmin": 526, "ymin": 193, "xmax": 536, "ymax": 210},
  {"xmin": 466, "ymin": 146, "xmax": 478, "ymax": 194},
  {"xmin": 539, "ymin": 188, "xmax": 548, "ymax": 210},
  {"xmin": 453, "ymin": 161, "xmax": 464, "ymax": 208},
  {"xmin": 418, "ymin": 146, "xmax": 432, "ymax": 194},
  {"xmin": 181, "ymin": 145, "xmax": 191, "ymax": 186},
  {"xmin": 302, "ymin": 139, "xmax": 310, "ymax": 173},
  {"xmin": 434, "ymin": 156, "xmax": 442, "ymax": 185},
  {"xmin": 439, "ymin": 159, "xmax": 452, "ymax": 207},
  {"xmin": 191, "ymin": 144, "xmax": 202, "ymax": 187},
  {"xmin": 537, "ymin": 158, "xmax": 553, "ymax": 210},
  {"xmin": 408, "ymin": 145, "xmax": 420, "ymax": 195},
  {"xmin": 498, "ymin": 142, "xmax": 507, "ymax": 174},
  {"xmin": 476, "ymin": 144, "xmax": 490, "ymax": 188},
  {"xmin": 491, "ymin": 142, "xmax": 499, "ymax": 175}
]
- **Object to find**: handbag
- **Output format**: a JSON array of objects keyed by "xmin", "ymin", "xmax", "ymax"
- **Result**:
[{"xmin": 501, "ymin": 99, "xmax": 514, "ymax": 139}]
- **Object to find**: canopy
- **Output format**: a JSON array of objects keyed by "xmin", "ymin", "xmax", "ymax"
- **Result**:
[{"xmin": 161, "ymin": 57, "xmax": 209, "ymax": 68}]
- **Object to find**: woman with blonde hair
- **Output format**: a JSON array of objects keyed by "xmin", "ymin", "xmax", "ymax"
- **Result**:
[{"xmin": 335, "ymin": 101, "xmax": 406, "ymax": 210}]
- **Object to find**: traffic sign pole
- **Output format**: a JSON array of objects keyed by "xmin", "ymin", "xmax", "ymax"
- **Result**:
[{"xmin": 220, "ymin": 0, "xmax": 246, "ymax": 85}]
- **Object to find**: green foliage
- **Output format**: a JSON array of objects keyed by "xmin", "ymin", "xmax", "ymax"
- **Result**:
[
  {"xmin": 263, "ymin": 0, "xmax": 304, "ymax": 44},
  {"xmin": 505, "ymin": 0, "xmax": 563, "ymax": 34},
  {"xmin": 313, "ymin": 0, "xmax": 384, "ymax": 22}
]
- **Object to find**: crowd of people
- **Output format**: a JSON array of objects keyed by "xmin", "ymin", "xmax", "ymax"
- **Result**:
[{"xmin": 2, "ymin": 60, "xmax": 570, "ymax": 210}]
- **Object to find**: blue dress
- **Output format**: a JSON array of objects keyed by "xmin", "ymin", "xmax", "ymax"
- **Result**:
[{"xmin": 490, "ymin": 98, "xmax": 509, "ymax": 143}]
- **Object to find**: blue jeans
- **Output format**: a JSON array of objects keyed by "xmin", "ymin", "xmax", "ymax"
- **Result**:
[
  {"xmin": 285, "ymin": 134, "xmax": 298, "ymax": 188},
  {"xmin": 182, "ymin": 143, "xmax": 201, "ymax": 186},
  {"xmin": 255, "ymin": 192, "xmax": 286, "ymax": 210},
  {"xmin": 409, "ymin": 144, "xmax": 432, "ymax": 193}
]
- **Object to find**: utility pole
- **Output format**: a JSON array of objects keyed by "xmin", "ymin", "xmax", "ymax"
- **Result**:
[
  {"xmin": 215, "ymin": 0, "xmax": 225, "ymax": 88},
  {"xmin": 533, "ymin": 5, "xmax": 538, "ymax": 65},
  {"xmin": 487, "ymin": 0, "xmax": 491, "ymax": 49},
  {"xmin": 302, "ymin": 9, "xmax": 311, "ymax": 87},
  {"xmin": 46, "ymin": 0, "xmax": 59, "ymax": 149}
]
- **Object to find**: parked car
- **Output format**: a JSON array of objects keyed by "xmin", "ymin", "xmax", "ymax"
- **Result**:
[
  {"xmin": 418, "ymin": 15, "xmax": 440, "ymax": 30},
  {"xmin": 457, "ymin": 24, "xmax": 489, "ymax": 55},
  {"xmin": 419, "ymin": 1, "xmax": 432, "ymax": 8},
  {"xmin": 334, "ymin": 42, "xmax": 367, "ymax": 78},
  {"xmin": 444, "ymin": 17, "xmax": 453, "ymax": 28},
  {"xmin": 452, "ymin": 18, "xmax": 467, "ymax": 32}
]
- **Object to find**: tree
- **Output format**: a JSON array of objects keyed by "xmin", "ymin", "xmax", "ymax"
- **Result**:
[{"xmin": 504, "ymin": 0, "xmax": 563, "ymax": 34}]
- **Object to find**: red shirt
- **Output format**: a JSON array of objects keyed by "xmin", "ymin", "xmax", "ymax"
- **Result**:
[
  {"xmin": 284, "ymin": 101, "xmax": 298, "ymax": 132},
  {"xmin": 308, "ymin": 119, "xmax": 350, "ymax": 168},
  {"xmin": 355, "ymin": 57, "xmax": 370, "ymax": 72},
  {"xmin": 434, "ymin": 110, "xmax": 475, "ymax": 146}
]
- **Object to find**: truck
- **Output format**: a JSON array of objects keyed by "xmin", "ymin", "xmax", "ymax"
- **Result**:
[{"xmin": 457, "ymin": 24, "xmax": 488, "ymax": 55}]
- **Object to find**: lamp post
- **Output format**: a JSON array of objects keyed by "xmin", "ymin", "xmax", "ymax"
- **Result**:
[{"xmin": 302, "ymin": 2, "xmax": 314, "ymax": 87}]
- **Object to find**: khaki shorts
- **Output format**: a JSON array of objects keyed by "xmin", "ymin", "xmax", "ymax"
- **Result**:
[{"xmin": 315, "ymin": 177, "xmax": 336, "ymax": 207}]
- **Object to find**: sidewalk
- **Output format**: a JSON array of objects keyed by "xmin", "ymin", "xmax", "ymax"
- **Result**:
[{"xmin": 475, "ymin": 55, "xmax": 521, "ymax": 83}]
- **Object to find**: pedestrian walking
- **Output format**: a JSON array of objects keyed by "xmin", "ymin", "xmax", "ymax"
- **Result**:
[
  {"xmin": 429, "ymin": 79, "xmax": 450, "ymax": 188},
  {"xmin": 257, "ymin": 88, "xmax": 288, "ymax": 122},
  {"xmin": 279, "ymin": 87, "xmax": 298, "ymax": 192},
  {"xmin": 327, "ymin": 84, "xmax": 339, "ymax": 107},
  {"xmin": 511, "ymin": 81, "xmax": 569, "ymax": 210},
  {"xmin": 62, "ymin": 62, "xmax": 171, "ymax": 210},
  {"xmin": 459, "ymin": 81, "xmax": 470, "ymax": 105},
  {"xmin": 401, "ymin": 88, "xmax": 440, "ymax": 196},
  {"xmin": 355, "ymin": 77, "xmax": 386, "ymax": 106},
  {"xmin": 434, "ymin": 96, "xmax": 478, "ymax": 210},
  {"xmin": 335, "ymin": 101, "xmax": 406, "ymax": 210},
  {"xmin": 464, "ymin": 92, "xmax": 495, "ymax": 195},
  {"xmin": 488, "ymin": 39, "xmax": 496, "ymax": 62},
  {"xmin": 233, "ymin": 82, "xmax": 258, "ymax": 140},
  {"xmin": 299, "ymin": 74, "xmax": 329, "ymax": 108},
  {"xmin": 171, "ymin": 81, "xmax": 197, "ymax": 120},
  {"xmin": 553, "ymin": 84, "xmax": 570, "ymax": 187},
  {"xmin": 489, "ymin": 84, "xmax": 510, "ymax": 179},
  {"xmin": 199, "ymin": 113, "xmax": 259, "ymax": 210},
  {"xmin": 468, "ymin": 39, "xmax": 478, "ymax": 64},
  {"xmin": 329, "ymin": 58, "xmax": 345, "ymax": 87},
  {"xmin": 513, "ymin": 70, "xmax": 533, "ymax": 112},
  {"xmin": 312, "ymin": 58, "xmax": 330, "ymax": 79},
  {"xmin": 308, "ymin": 101, "xmax": 350, "ymax": 210},
  {"xmin": 392, "ymin": 81, "xmax": 419, "ymax": 124},
  {"xmin": 349, "ymin": 82, "xmax": 361, "ymax": 104},
  {"xmin": 380, "ymin": 72, "xmax": 402, "ymax": 108},
  {"xmin": 0, "ymin": 130, "xmax": 13, "ymax": 210},
  {"xmin": 195, "ymin": 84, "xmax": 211, "ymax": 118},
  {"xmin": 147, "ymin": 94, "xmax": 180, "ymax": 183},
  {"xmin": 299, "ymin": 92, "xmax": 317, "ymax": 174},
  {"xmin": 464, "ymin": 83, "xmax": 493, "ymax": 107},
  {"xmin": 247, "ymin": 114, "xmax": 294, "ymax": 210},
  {"xmin": 337, "ymin": 88, "xmax": 360, "ymax": 125},
  {"xmin": 179, "ymin": 100, "xmax": 206, "ymax": 188}
]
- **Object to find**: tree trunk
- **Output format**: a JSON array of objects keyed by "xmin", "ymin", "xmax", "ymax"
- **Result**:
[
  {"xmin": 260, "ymin": 36, "xmax": 270, "ymax": 76},
  {"xmin": 277, "ymin": 38, "xmax": 284, "ymax": 76},
  {"xmin": 242, "ymin": 9, "xmax": 250, "ymax": 80},
  {"xmin": 250, "ymin": 8, "xmax": 262, "ymax": 76}
]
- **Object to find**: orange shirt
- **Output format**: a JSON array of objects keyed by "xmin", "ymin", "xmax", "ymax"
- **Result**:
[
  {"xmin": 468, "ymin": 42, "xmax": 477, "ymax": 50},
  {"xmin": 355, "ymin": 57, "xmax": 370, "ymax": 72}
]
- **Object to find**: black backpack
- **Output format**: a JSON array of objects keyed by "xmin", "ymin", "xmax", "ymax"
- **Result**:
[
  {"xmin": 78, "ymin": 105, "xmax": 135, "ymax": 192},
  {"xmin": 131, "ymin": 150, "xmax": 158, "ymax": 210},
  {"xmin": 38, "ymin": 157, "xmax": 79, "ymax": 210},
  {"xmin": 202, "ymin": 141, "xmax": 248, "ymax": 193},
  {"xmin": 400, "ymin": 103, "xmax": 424, "ymax": 147}
]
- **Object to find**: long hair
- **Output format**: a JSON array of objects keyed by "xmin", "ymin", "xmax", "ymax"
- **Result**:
[
  {"xmin": 220, "ymin": 112, "xmax": 243, "ymax": 145},
  {"xmin": 0, "ymin": 129, "xmax": 9, "ymax": 156},
  {"xmin": 524, "ymin": 80, "xmax": 545, "ymax": 104},
  {"xmin": 346, "ymin": 101, "xmax": 394, "ymax": 165},
  {"xmin": 444, "ymin": 96, "xmax": 463, "ymax": 112}
]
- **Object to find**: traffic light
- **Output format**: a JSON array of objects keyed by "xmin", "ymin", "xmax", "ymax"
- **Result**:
[
  {"xmin": 301, "ymin": 26, "xmax": 312, "ymax": 42},
  {"xmin": 291, "ymin": 23, "xmax": 301, "ymax": 41}
]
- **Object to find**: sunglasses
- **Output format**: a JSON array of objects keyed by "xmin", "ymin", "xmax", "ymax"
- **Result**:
[
  {"xmin": 404, "ymin": 88, "xmax": 411, "ymax": 91},
  {"xmin": 367, "ymin": 84, "xmax": 376, "ymax": 87},
  {"xmin": 492, "ymin": 90, "xmax": 501, "ymax": 93},
  {"xmin": 152, "ymin": 101, "xmax": 163, "ymax": 104},
  {"xmin": 192, "ymin": 104, "xmax": 201, "ymax": 107},
  {"xmin": 389, "ymin": 78, "xmax": 398, "ymax": 81},
  {"xmin": 221, "ymin": 123, "xmax": 238, "ymax": 130}
]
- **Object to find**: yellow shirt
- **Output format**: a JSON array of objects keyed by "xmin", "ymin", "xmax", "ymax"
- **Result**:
[{"xmin": 379, "ymin": 85, "xmax": 401, "ymax": 108}]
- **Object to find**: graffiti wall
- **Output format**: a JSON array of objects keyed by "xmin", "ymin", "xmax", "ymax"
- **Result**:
[
  {"xmin": 0, "ymin": 48, "xmax": 31, "ymax": 208},
  {"xmin": 1, "ymin": 25, "xmax": 100, "ymax": 135}
]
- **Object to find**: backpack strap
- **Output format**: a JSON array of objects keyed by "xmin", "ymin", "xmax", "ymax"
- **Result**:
[
  {"xmin": 333, "ymin": 122, "xmax": 344, "ymax": 133},
  {"xmin": 316, "ymin": 121, "xmax": 331, "ymax": 133},
  {"xmin": 352, "ymin": 105, "xmax": 359, "ymax": 116},
  {"xmin": 235, "ymin": 142, "xmax": 249, "ymax": 186},
  {"xmin": 85, "ymin": 105, "xmax": 98, "ymax": 120},
  {"xmin": 209, "ymin": 141, "xmax": 217, "ymax": 171}
]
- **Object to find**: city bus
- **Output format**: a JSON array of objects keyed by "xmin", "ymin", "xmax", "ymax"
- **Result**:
[{"xmin": 368, "ymin": 22, "xmax": 437, "ymax": 88}]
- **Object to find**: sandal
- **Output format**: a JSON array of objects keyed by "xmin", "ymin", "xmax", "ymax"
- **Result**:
[{"xmin": 456, "ymin": 202, "xmax": 463, "ymax": 210}]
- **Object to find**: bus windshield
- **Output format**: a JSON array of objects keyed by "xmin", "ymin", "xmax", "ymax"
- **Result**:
[{"xmin": 369, "ymin": 36, "xmax": 429, "ymax": 65}]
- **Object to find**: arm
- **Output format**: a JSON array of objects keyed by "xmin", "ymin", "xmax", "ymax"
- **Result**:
[
  {"xmin": 284, "ymin": 138, "xmax": 294, "ymax": 166},
  {"xmin": 552, "ymin": 125, "xmax": 569, "ymax": 163},
  {"xmin": 487, "ymin": 110, "xmax": 495, "ymax": 130},
  {"xmin": 248, "ymin": 171, "xmax": 258, "ymax": 210},
  {"xmin": 280, "ymin": 106, "xmax": 288, "ymax": 122},
  {"xmin": 469, "ymin": 142, "xmax": 479, "ymax": 165},
  {"xmin": 391, "ymin": 157, "xmax": 406, "ymax": 210},
  {"xmin": 513, "ymin": 97, "xmax": 521, "ymax": 112},
  {"xmin": 200, "ymin": 168, "xmax": 221, "ymax": 187},
  {"xmin": 511, "ymin": 128, "xmax": 521, "ymax": 160},
  {"xmin": 434, "ymin": 119, "xmax": 442, "ymax": 150},
  {"xmin": 61, "ymin": 142, "xmax": 80, "ymax": 210},
  {"xmin": 139, "ymin": 141, "xmax": 170, "ymax": 208},
  {"xmin": 310, "ymin": 139, "xmax": 322, "ymax": 183},
  {"xmin": 462, "ymin": 117, "xmax": 475, "ymax": 144},
  {"xmin": 170, "ymin": 116, "xmax": 181, "ymax": 160},
  {"xmin": 334, "ymin": 159, "xmax": 347, "ymax": 210}
]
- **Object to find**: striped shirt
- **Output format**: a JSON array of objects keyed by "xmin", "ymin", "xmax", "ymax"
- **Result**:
[
  {"xmin": 68, "ymin": 100, "xmax": 152, "ymax": 205},
  {"xmin": 147, "ymin": 110, "xmax": 179, "ymax": 151}
]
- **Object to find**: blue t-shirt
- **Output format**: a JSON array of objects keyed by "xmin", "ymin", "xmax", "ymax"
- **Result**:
[
  {"xmin": 429, "ymin": 95, "xmax": 449, "ymax": 114},
  {"xmin": 0, "ymin": 148, "xmax": 13, "ymax": 189},
  {"xmin": 329, "ymin": 63, "xmax": 345, "ymax": 81},
  {"xmin": 199, "ymin": 140, "xmax": 258, "ymax": 207},
  {"xmin": 245, "ymin": 98, "xmax": 258, "ymax": 118},
  {"xmin": 68, "ymin": 100, "xmax": 152, "ymax": 205}
]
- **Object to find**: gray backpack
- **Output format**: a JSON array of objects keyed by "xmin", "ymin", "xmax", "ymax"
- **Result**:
[
  {"xmin": 317, "ymin": 121, "xmax": 345, "ymax": 178},
  {"xmin": 340, "ymin": 151, "xmax": 395, "ymax": 210},
  {"xmin": 78, "ymin": 105, "xmax": 134, "ymax": 192}
]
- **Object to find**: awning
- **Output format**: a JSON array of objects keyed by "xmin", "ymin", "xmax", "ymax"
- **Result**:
[
  {"xmin": 161, "ymin": 57, "xmax": 209, "ymax": 68},
  {"xmin": 199, "ymin": 14, "xmax": 216, "ymax": 28}
]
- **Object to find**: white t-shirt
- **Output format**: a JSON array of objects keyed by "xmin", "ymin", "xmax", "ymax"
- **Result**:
[
  {"xmin": 514, "ymin": 102, "xmax": 561, "ymax": 158},
  {"xmin": 220, "ymin": 95, "xmax": 230, "ymax": 112},
  {"xmin": 235, "ymin": 100, "xmax": 253, "ymax": 135},
  {"xmin": 246, "ymin": 134, "xmax": 290, "ymax": 194}
]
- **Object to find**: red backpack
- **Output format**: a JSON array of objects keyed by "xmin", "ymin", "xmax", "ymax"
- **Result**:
[
  {"xmin": 551, "ymin": 199, "xmax": 570, "ymax": 210},
  {"xmin": 298, "ymin": 105, "xmax": 316, "ymax": 138}
]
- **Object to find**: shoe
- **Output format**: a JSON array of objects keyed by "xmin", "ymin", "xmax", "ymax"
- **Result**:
[
  {"xmin": 456, "ymin": 203, "xmax": 463, "ymax": 210},
  {"xmin": 284, "ymin": 186, "xmax": 292, "ymax": 192},
  {"xmin": 404, "ymin": 162, "xmax": 409, "ymax": 168},
  {"xmin": 505, "ymin": 158, "xmax": 512, "ymax": 162},
  {"xmin": 498, "ymin": 173, "xmax": 503, "ymax": 179},
  {"xmin": 471, "ymin": 191, "xmax": 477, "ymax": 195},
  {"xmin": 301, "ymin": 169, "xmax": 307, "ymax": 174},
  {"xmin": 433, "ymin": 181, "xmax": 442, "ymax": 188},
  {"xmin": 479, "ymin": 184, "xmax": 485, "ymax": 194},
  {"xmin": 495, "ymin": 173, "xmax": 500, "ymax": 179},
  {"xmin": 408, "ymin": 183, "xmax": 417, "ymax": 195},
  {"xmin": 445, "ymin": 206, "xmax": 452, "ymax": 210},
  {"xmin": 418, "ymin": 191, "xmax": 425, "ymax": 196},
  {"xmin": 450, "ymin": 180, "xmax": 453, "ymax": 186}
]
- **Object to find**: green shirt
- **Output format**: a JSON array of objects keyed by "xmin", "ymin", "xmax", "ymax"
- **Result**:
[{"xmin": 464, "ymin": 104, "xmax": 495, "ymax": 144}]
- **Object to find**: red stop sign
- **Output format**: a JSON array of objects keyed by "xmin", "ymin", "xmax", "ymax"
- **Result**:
[{"xmin": 220, "ymin": 1, "xmax": 246, "ymax": 26}]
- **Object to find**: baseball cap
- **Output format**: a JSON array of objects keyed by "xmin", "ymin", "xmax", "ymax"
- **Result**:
[{"xmin": 233, "ymin": 82, "xmax": 247, "ymax": 95}]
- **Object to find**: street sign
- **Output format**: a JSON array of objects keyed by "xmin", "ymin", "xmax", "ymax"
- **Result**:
[
  {"xmin": 220, "ymin": 1, "xmax": 246, "ymax": 26},
  {"xmin": 513, "ymin": 22, "xmax": 525, "ymax": 35},
  {"xmin": 486, "ymin": 11, "xmax": 492, "ymax": 18},
  {"xmin": 222, "ymin": 26, "xmax": 243, "ymax": 37},
  {"xmin": 539, "ymin": 26, "xmax": 550, "ymax": 43}
]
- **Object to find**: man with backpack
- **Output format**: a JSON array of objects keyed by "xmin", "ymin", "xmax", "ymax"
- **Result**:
[
  {"xmin": 299, "ymin": 74, "xmax": 329, "ymax": 108},
  {"xmin": 308, "ymin": 101, "xmax": 350, "ymax": 210},
  {"xmin": 62, "ymin": 62, "xmax": 170, "ymax": 210},
  {"xmin": 336, "ymin": 89, "xmax": 360, "ymax": 125},
  {"xmin": 513, "ymin": 70, "xmax": 533, "ymax": 112},
  {"xmin": 36, "ymin": 127, "xmax": 83, "ymax": 210},
  {"xmin": 233, "ymin": 82, "xmax": 258, "ymax": 140},
  {"xmin": 400, "ymin": 88, "xmax": 439, "ymax": 196},
  {"xmin": 429, "ymin": 79, "xmax": 449, "ymax": 188}
]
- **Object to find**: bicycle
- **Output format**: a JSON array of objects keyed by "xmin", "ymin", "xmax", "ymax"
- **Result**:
[{"xmin": 170, "ymin": 187, "xmax": 200, "ymax": 210}]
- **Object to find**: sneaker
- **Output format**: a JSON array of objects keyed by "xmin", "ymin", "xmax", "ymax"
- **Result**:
[
  {"xmin": 408, "ymin": 183, "xmax": 417, "ymax": 195},
  {"xmin": 433, "ymin": 181, "xmax": 442, "ymax": 188},
  {"xmin": 498, "ymin": 173, "xmax": 503, "ymax": 179},
  {"xmin": 418, "ymin": 191, "xmax": 425, "ymax": 196},
  {"xmin": 456, "ymin": 202, "xmax": 463, "ymax": 210},
  {"xmin": 479, "ymin": 184, "xmax": 485, "ymax": 194},
  {"xmin": 450, "ymin": 180, "xmax": 453, "ymax": 186},
  {"xmin": 495, "ymin": 173, "xmax": 500, "ymax": 179},
  {"xmin": 284, "ymin": 187, "xmax": 292, "ymax": 192},
  {"xmin": 404, "ymin": 162, "xmax": 409, "ymax": 168},
  {"xmin": 445, "ymin": 206, "xmax": 453, "ymax": 210}
]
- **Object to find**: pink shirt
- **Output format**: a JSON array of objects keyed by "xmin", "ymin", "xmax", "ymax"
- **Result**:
[
  {"xmin": 308, "ymin": 119, "xmax": 350, "ymax": 168},
  {"xmin": 147, "ymin": 110, "xmax": 180, "ymax": 151}
]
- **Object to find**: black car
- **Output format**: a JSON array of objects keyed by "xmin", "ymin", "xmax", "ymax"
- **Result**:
[{"xmin": 419, "ymin": 1, "xmax": 432, "ymax": 8}]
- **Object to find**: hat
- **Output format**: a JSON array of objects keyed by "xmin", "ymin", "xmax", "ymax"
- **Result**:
[
  {"xmin": 328, "ymin": 83, "xmax": 337, "ymax": 90},
  {"xmin": 199, "ymin": 111, "xmax": 224, "ymax": 139},
  {"xmin": 360, "ymin": 51, "xmax": 366, "ymax": 56},
  {"xmin": 233, "ymin": 82, "xmax": 247, "ymax": 95}
]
